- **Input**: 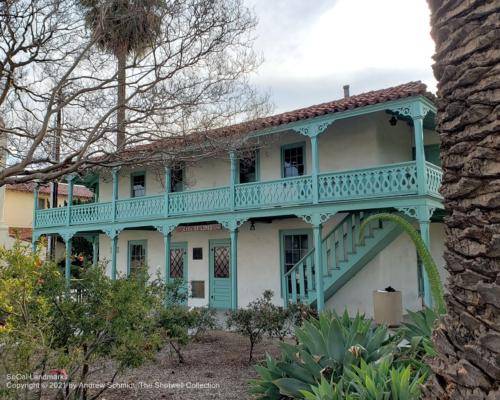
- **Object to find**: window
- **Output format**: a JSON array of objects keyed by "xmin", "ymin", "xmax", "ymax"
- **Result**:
[
  {"xmin": 239, "ymin": 150, "xmax": 259, "ymax": 183},
  {"xmin": 130, "ymin": 172, "xmax": 145, "ymax": 197},
  {"xmin": 282, "ymin": 142, "xmax": 306, "ymax": 177},
  {"xmin": 128, "ymin": 240, "xmax": 147, "ymax": 275},
  {"xmin": 193, "ymin": 247, "xmax": 203, "ymax": 260},
  {"xmin": 171, "ymin": 164, "xmax": 184, "ymax": 192},
  {"xmin": 37, "ymin": 198, "xmax": 47, "ymax": 209},
  {"xmin": 281, "ymin": 230, "xmax": 311, "ymax": 296}
]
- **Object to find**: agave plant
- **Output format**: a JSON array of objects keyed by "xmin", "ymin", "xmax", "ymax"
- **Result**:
[
  {"xmin": 394, "ymin": 307, "xmax": 438, "ymax": 376},
  {"xmin": 359, "ymin": 213, "xmax": 446, "ymax": 314},
  {"xmin": 250, "ymin": 311, "xmax": 397, "ymax": 399},
  {"xmin": 300, "ymin": 377, "xmax": 352, "ymax": 400},
  {"xmin": 345, "ymin": 358, "xmax": 425, "ymax": 400}
]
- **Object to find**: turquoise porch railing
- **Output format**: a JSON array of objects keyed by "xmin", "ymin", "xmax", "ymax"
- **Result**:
[
  {"xmin": 235, "ymin": 175, "xmax": 313, "ymax": 208},
  {"xmin": 425, "ymin": 162, "xmax": 442, "ymax": 197},
  {"xmin": 318, "ymin": 162, "xmax": 418, "ymax": 201},
  {"xmin": 34, "ymin": 161, "xmax": 441, "ymax": 229}
]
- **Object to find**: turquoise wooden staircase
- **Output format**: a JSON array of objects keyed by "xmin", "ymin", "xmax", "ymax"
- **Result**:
[{"xmin": 284, "ymin": 211, "xmax": 403, "ymax": 306}]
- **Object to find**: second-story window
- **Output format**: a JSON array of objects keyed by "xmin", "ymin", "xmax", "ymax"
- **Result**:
[
  {"xmin": 38, "ymin": 198, "xmax": 47, "ymax": 209},
  {"xmin": 282, "ymin": 142, "xmax": 305, "ymax": 178},
  {"xmin": 239, "ymin": 150, "xmax": 259, "ymax": 183},
  {"xmin": 131, "ymin": 172, "xmax": 146, "ymax": 197},
  {"xmin": 171, "ymin": 164, "xmax": 184, "ymax": 192}
]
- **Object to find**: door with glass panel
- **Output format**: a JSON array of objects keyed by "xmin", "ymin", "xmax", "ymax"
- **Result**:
[
  {"xmin": 281, "ymin": 231, "xmax": 311, "ymax": 300},
  {"xmin": 209, "ymin": 239, "xmax": 232, "ymax": 309},
  {"xmin": 128, "ymin": 240, "xmax": 147, "ymax": 276}
]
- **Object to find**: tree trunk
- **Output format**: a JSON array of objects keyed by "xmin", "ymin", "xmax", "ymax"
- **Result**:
[
  {"xmin": 116, "ymin": 48, "xmax": 127, "ymax": 149},
  {"xmin": 424, "ymin": 1, "xmax": 500, "ymax": 398}
]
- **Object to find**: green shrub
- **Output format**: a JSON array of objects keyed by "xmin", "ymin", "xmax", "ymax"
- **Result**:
[
  {"xmin": 158, "ymin": 305, "xmax": 196, "ymax": 363},
  {"xmin": 250, "ymin": 310, "xmax": 396, "ymax": 399},
  {"xmin": 0, "ymin": 241, "xmax": 167, "ymax": 400},
  {"xmin": 190, "ymin": 307, "xmax": 219, "ymax": 341},
  {"xmin": 227, "ymin": 290, "xmax": 290, "ymax": 362}
]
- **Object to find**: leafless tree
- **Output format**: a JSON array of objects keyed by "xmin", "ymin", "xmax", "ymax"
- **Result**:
[{"xmin": 0, "ymin": 0, "xmax": 270, "ymax": 185}]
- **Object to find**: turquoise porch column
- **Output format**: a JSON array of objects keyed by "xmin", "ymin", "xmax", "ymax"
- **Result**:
[
  {"xmin": 111, "ymin": 167, "xmax": 119, "ymax": 222},
  {"xmin": 164, "ymin": 232, "xmax": 171, "ymax": 283},
  {"xmin": 311, "ymin": 136, "xmax": 320, "ymax": 204},
  {"xmin": 32, "ymin": 183, "xmax": 40, "ymax": 252},
  {"xmin": 418, "ymin": 219, "xmax": 433, "ymax": 307},
  {"xmin": 412, "ymin": 107, "xmax": 433, "ymax": 308},
  {"xmin": 230, "ymin": 228, "xmax": 238, "ymax": 309},
  {"xmin": 65, "ymin": 237, "xmax": 72, "ymax": 288},
  {"xmin": 111, "ymin": 234, "xmax": 118, "ymax": 280},
  {"xmin": 229, "ymin": 151, "xmax": 237, "ymax": 211},
  {"xmin": 164, "ymin": 166, "xmax": 171, "ymax": 217},
  {"xmin": 412, "ymin": 113, "xmax": 427, "ymax": 196},
  {"xmin": 66, "ymin": 175, "xmax": 74, "ymax": 226},
  {"xmin": 313, "ymin": 224, "xmax": 324, "ymax": 311},
  {"xmin": 61, "ymin": 233, "xmax": 74, "ymax": 289}
]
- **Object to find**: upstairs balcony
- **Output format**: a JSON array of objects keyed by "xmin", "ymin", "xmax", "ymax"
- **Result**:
[{"xmin": 34, "ymin": 161, "xmax": 442, "ymax": 230}]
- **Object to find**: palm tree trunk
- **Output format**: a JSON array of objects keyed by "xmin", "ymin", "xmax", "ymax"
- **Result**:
[
  {"xmin": 424, "ymin": 1, "xmax": 500, "ymax": 398},
  {"xmin": 116, "ymin": 47, "xmax": 127, "ymax": 149}
]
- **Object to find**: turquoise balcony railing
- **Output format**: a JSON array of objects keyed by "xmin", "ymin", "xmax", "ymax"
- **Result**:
[{"xmin": 34, "ymin": 161, "xmax": 442, "ymax": 229}]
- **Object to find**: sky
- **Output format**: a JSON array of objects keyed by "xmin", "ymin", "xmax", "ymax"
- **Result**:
[{"xmin": 247, "ymin": 0, "xmax": 437, "ymax": 113}]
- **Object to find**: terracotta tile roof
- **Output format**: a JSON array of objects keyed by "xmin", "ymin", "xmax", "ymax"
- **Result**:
[
  {"xmin": 8, "ymin": 227, "xmax": 32, "ymax": 242},
  {"xmin": 6, "ymin": 182, "xmax": 94, "ymax": 198},
  {"xmin": 129, "ymin": 81, "xmax": 433, "ymax": 154}
]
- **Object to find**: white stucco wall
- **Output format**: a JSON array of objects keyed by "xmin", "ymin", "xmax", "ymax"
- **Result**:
[
  {"xmin": 99, "ymin": 218, "xmax": 446, "ymax": 314},
  {"xmin": 326, "ymin": 222, "xmax": 446, "ymax": 316}
]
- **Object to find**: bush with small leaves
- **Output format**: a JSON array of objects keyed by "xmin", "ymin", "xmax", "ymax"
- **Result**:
[
  {"xmin": 226, "ymin": 290, "xmax": 288, "ymax": 362},
  {"xmin": 189, "ymin": 307, "xmax": 219, "ymax": 341},
  {"xmin": 0, "ymin": 241, "xmax": 166, "ymax": 400}
]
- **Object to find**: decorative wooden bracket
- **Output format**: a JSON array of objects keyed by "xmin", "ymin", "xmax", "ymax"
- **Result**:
[
  {"xmin": 103, "ymin": 228, "xmax": 122, "ymax": 239},
  {"xmin": 396, "ymin": 205, "xmax": 436, "ymax": 221},
  {"xmin": 388, "ymin": 101, "xmax": 431, "ymax": 120},
  {"xmin": 292, "ymin": 120, "xmax": 333, "ymax": 137},
  {"xmin": 58, "ymin": 230, "xmax": 76, "ymax": 243},
  {"xmin": 217, "ymin": 217, "xmax": 248, "ymax": 231},
  {"xmin": 154, "ymin": 223, "xmax": 178, "ymax": 236},
  {"xmin": 296, "ymin": 212, "xmax": 334, "ymax": 226}
]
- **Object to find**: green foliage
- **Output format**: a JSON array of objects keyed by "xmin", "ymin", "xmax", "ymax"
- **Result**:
[
  {"xmin": 345, "ymin": 358, "xmax": 425, "ymax": 400},
  {"xmin": 0, "ymin": 241, "xmax": 167, "ymax": 400},
  {"xmin": 300, "ymin": 377, "xmax": 352, "ymax": 400},
  {"xmin": 157, "ymin": 283, "xmax": 218, "ymax": 362},
  {"xmin": 250, "ymin": 311, "xmax": 396, "ymax": 399},
  {"xmin": 359, "ymin": 213, "xmax": 446, "ymax": 314},
  {"xmin": 190, "ymin": 307, "xmax": 219, "ymax": 341},
  {"xmin": 158, "ymin": 305, "xmax": 195, "ymax": 363},
  {"xmin": 227, "ymin": 290, "xmax": 291, "ymax": 362},
  {"xmin": 394, "ymin": 308, "xmax": 438, "ymax": 375}
]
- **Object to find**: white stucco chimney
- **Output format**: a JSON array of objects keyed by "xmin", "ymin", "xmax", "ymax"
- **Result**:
[{"xmin": 343, "ymin": 84, "xmax": 350, "ymax": 98}]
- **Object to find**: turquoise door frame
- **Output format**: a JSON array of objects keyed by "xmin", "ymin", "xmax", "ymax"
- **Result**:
[
  {"xmin": 127, "ymin": 239, "xmax": 147, "ymax": 276},
  {"xmin": 279, "ymin": 229, "xmax": 312, "ymax": 299},
  {"xmin": 209, "ymin": 239, "xmax": 232, "ymax": 309}
]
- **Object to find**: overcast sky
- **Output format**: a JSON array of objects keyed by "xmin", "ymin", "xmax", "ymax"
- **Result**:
[{"xmin": 247, "ymin": 0, "xmax": 437, "ymax": 113}]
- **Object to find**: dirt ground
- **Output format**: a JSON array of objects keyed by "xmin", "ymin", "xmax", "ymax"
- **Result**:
[{"xmin": 94, "ymin": 331, "xmax": 282, "ymax": 400}]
